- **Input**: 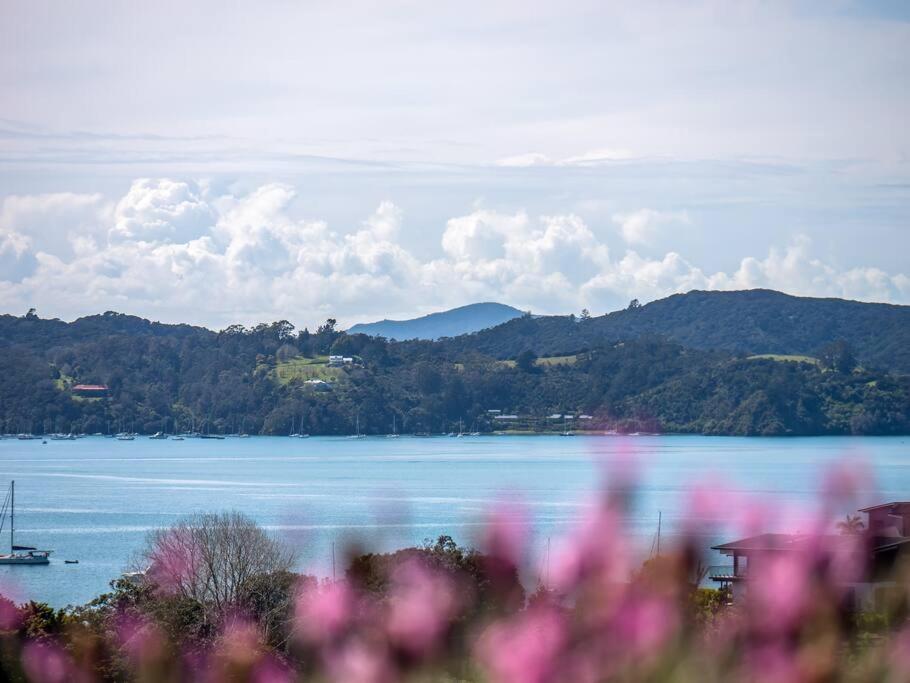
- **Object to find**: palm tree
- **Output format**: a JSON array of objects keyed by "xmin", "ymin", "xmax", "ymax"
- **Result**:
[{"xmin": 836, "ymin": 514, "xmax": 865, "ymax": 535}]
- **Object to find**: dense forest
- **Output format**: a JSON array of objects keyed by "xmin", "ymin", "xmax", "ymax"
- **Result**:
[
  {"xmin": 1, "ymin": 290, "xmax": 908, "ymax": 437},
  {"xmin": 433, "ymin": 289, "xmax": 910, "ymax": 374}
]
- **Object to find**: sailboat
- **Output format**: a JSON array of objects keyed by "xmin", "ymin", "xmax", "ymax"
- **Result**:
[
  {"xmin": 386, "ymin": 414, "xmax": 400, "ymax": 438},
  {"xmin": 349, "ymin": 412, "xmax": 366, "ymax": 439},
  {"xmin": 0, "ymin": 482, "xmax": 51, "ymax": 565},
  {"xmin": 559, "ymin": 415, "xmax": 574, "ymax": 436}
]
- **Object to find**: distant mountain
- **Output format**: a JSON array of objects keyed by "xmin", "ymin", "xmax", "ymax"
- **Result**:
[
  {"xmin": 434, "ymin": 290, "xmax": 910, "ymax": 374},
  {"xmin": 347, "ymin": 302, "xmax": 525, "ymax": 340}
]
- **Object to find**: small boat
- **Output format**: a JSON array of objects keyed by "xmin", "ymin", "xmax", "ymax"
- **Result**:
[
  {"xmin": 149, "ymin": 431, "xmax": 169, "ymax": 440},
  {"xmin": 117, "ymin": 435, "xmax": 135, "ymax": 441},
  {"xmin": 348, "ymin": 413, "xmax": 367, "ymax": 439},
  {"xmin": 0, "ymin": 481, "xmax": 51, "ymax": 565},
  {"xmin": 171, "ymin": 436, "xmax": 184, "ymax": 441},
  {"xmin": 64, "ymin": 559, "xmax": 79, "ymax": 564}
]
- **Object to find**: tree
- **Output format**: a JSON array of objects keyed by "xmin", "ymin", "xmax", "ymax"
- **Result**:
[
  {"xmin": 416, "ymin": 363, "xmax": 443, "ymax": 395},
  {"xmin": 818, "ymin": 340, "xmax": 857, "ymax": 374},
  {"xmin": 836, "ymin": 514, "xmax": 865, "ymax": 535},
  {"xmin": 580, "ymin": 308, "xmax": 591, "ymax": 321},
  {"xmin": 627, "ymin": 299, "xmax": 642, "ymax": 310},
  {"xmin": 141, "ymin": 512, "xmax": 295, "ymax": 618},
  {"xmin": 516, "ymin": 349, "xmax": 538, "ymax": 372},
  {"xmin": 275, "ymin": 343, "xmax": 299, "ymax": 362}
]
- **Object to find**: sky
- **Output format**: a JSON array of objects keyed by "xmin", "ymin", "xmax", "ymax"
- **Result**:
[{"xmin": 1, "ymin": 0, "xmax": 908, "ymax": 330}]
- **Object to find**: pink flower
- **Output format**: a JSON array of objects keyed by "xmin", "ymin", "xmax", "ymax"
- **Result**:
[
  {"xmin": 21, "ymin": 640, "xmax": 73, "ymax": 683},
  {"xmin": 295, "ymin": 581, "xmax": 354, "ymax": 645},
  {"xmin": 482, "ymin": 500, "xmax": 529, "ymax": 570},
  {"xmin": 551, "ymin": 501, "xmax": 629, "ymax": 592},
  {"xmin": 385, "ymin": 560, "xmax": 458, "ymax": 655},
  {"xmin": 115, "ymin": 613, "xmax": 165, "ymax": 664},
  {"xmin": 326, "ymin": 638, "xmax": 393, "ymax": 683},
  {"xmin": 251, "ymin": 655, "xmax": 294, "ymax": 683},
  {"xmin": 743, "ymin": 642, "xmax": 802, "ymax": 683},
  {"xmin": 477, "ymin": 608, "xmax": 567, "ymax": 683},
  {"xmin": 748, "ymin": 553, "xmax": 810, "ymax": 634},
  {"xmin": 612, "ymin": 593, "xmax": 678, "ymax": 655}
]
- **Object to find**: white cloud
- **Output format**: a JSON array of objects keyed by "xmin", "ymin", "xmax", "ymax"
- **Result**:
[
  {"xmin": 110, "ymin": 179, "xmax": 214, "ymax": 243},
  {"xmin": 495, "ymin": 148, "xmax": 637, "ymax": 168},
  {"xmin": 495, "ymin": 153, "xmax": 552, "ymax": 168},
  {"xmin": 557, "ymin": 148, "xmax": 636, "ymax": 166},
  {"xmin": 612, "ymin": 209, "xmax": 691, "ymax": 246},
  {"xmin": 0, "ymin": 180, "xmax": 907, "ymax": 328}
]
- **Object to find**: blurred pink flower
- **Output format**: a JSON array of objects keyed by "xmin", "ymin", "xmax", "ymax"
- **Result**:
[
  {"xmin": 551, "ymin": 501, "xmax": 629, "ymax": 592},
  {"xmin": 251, "ymin": 654, "xmax": 293, "ymax": 683},
  {"xmin": 749, "ymin": 553, "xmax": 810, "ymax": 633},
  {"xmin": 0, "ymin": 595, "xmax": 21, "ymax": 630},
  {"xmin": 295, "ymin": 580, "xmax": 354, "ymax": 645},
  {"xmin": 327, "ymin": 638, "xmax": 393, "ymax": 683},
  {"xmin": 821, "ymin": 458, "xmax": 872, "ymax": 509},
  {"xmin": 743, "ymin": 642, "xmax": 802, "ymax": 683},
  {"xmin": 21, "ymin": 640, "xmax": 73, "ymax": 683},
  {"xmin": 477, "ymin": 607, "xmax": 566, "ymax": 683},
  {"xmin": 482, "ymin": 500, "xmax": 529, "ymax": 569},
  {"xmin": 612, "ymin": 593, "xmax": 678, "ymax": 655},
  {"xmin": 115, "ymin": 612, "xmax": 164, "ymax": 664},
  {"xmin": 386, "ymin": 559, "xmax": 458, "ymax": 655}
]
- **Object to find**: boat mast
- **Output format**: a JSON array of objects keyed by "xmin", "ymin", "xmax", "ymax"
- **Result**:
[
  {"xmin": 10, "ymin": 481, "xmax": 14, "ymax": 553},
  {"xmin": 657, "ymin": 510, "xmax": 664, "ymax": 557}
]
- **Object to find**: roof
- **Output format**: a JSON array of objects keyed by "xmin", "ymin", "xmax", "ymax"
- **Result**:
[
  {"xmin": 858, "ymin": 502, "xmax": 910, "ymax": 512},
  {"xmin": 72, "ymin": 384, "xmax": 108, "ymax": 391},
  {"xmin": 712, "ymin": 533, "xmax": 801, "ymax": 553},
  {"xmin": 712, "ymin": 533, "xmax": 858, "ymax": 555},
  {"xmin": 870, "ymin": 537, "xmax": 910, "ymax": 554}
]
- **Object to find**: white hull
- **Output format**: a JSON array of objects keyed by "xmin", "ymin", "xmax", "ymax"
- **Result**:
[{"xmin": 0, "ymin": 554, "xmax": 50, "ymax": 565}]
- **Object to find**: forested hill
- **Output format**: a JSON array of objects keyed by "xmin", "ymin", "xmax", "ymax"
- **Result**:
[
  {"xmin": 0, "ymin": 296, "xmax": 909, "ymax": 438},
  {"xmin": 433, "ymin": 290, "xmax": 910, "ymax": 374}
]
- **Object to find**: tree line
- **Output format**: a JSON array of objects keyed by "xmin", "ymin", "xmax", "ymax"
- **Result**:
[{"xmin": 0, "ymin": 310, "xmax": 908, "ymax": 436}]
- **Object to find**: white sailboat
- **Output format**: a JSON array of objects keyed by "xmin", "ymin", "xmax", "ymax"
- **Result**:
[
  {"xmin": 349, "ymin": 412, "xmax": 366, "ymax": 439},
  {"xmin": 0, "ymin": 481, "xmax": 51, "ymax": 565},
  {"xmin": 386, "ymin": 414, "xmax": 400, "ymax": 438}
]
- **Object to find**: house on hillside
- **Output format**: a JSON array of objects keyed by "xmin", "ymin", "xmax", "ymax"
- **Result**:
[
  {"xmin": 710, "ymin": 501, "xmax": 910, "ymax": 610},
  {"xmin": 72, "ymin": 384, "xmax": 109, "ymax": 398},
  {"xmin": 328, "ymin": 355, "xmax": 361, "ymax": 367}
]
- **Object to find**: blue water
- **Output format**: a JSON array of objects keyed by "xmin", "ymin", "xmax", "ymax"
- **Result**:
[{"xmin": 0, "ymin": 435, "xmax": 906, "ymax": 607}]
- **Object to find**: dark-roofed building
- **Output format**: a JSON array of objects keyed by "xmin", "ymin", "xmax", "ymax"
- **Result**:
[{"xmin": 710, "ymin": 502, "xmax": 910, "ymax": 610}]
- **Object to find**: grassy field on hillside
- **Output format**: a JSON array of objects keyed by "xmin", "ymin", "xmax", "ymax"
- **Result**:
[
  {"xmin": 747, "ymin": 354, "xmax": 820, "ymax": 366},
  {"xmin": 274, "ymin": 356, "xmax": 343, "ymax": 384},
  {"xmin": 495, "ymin": 354, "xmax": 580, "ymax": 369}
]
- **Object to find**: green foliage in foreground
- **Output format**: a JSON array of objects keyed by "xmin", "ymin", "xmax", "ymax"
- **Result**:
[{"xmin": 1, "ymin": 310, "xmax": 908, "ymax": 436}]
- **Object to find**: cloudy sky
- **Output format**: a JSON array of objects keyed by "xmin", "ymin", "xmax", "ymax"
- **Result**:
[{"xmin": 1, "ymin": 1, "xmax": 908, "ymax": 330}]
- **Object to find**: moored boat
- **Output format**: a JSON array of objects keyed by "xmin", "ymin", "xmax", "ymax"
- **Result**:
[{"xmin": 0, "ymin": 481, "xmax": 51, "ymax": 565}]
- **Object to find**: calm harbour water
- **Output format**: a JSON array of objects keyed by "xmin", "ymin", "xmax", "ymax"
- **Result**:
[{"xmin": 0, "ymin": 434, "xmax": 907, "ymax": 607}]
